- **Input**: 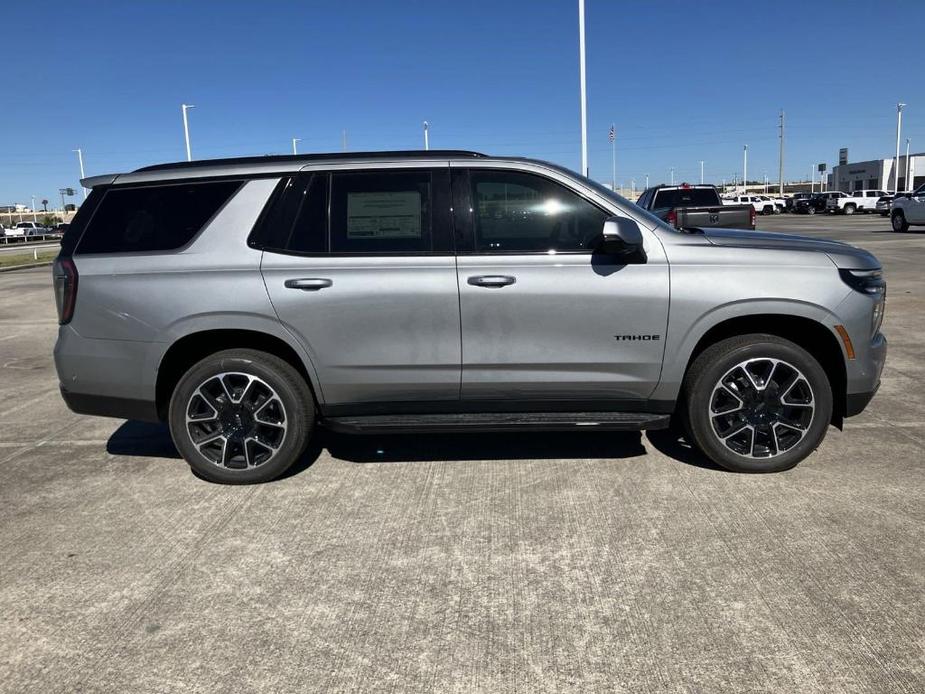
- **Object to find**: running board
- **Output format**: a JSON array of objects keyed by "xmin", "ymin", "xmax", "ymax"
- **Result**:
[{"xmin": 323, "ymin": 411, "xmax": 671, "ymax": 435}]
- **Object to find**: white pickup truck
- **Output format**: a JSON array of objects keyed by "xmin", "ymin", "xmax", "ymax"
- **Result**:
[
  {"xmin": 724, "ymin": 195, "xmax": 777, "ymax": 215},
  {"xmin": 827, "ymin": 190, "xmax": 889, "ymax": 215}
]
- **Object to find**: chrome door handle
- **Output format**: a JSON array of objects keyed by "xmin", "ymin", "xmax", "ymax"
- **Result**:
[
  {"xmin": 468, "ymin": 275, "xmax": 516, "ymax": 288},
  {"xmin": 284, "ymin": 278, "xmax": 333, "ymax": 291}
]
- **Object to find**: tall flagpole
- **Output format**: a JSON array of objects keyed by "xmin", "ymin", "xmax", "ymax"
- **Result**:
[
  {"xmin": 578, "ymin": 0, "xmax": 588, "ymax": 177},
  {"xmin": 610, "ymin": 124, "xmax": 616, "ymax": 191}
]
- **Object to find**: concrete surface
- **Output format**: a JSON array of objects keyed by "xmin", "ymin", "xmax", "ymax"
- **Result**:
[{"xmin": 0, "ymin": 215, "xmax": 922, "ymax": 693}]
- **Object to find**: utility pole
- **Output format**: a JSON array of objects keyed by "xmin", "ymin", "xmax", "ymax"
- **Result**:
[
  {"xmin": 181, "ymin": 104, "xmax": 195, "ymax": 162},
  {"xmin": 743, "ymin": 144, "xmax": 748, "ymax": 193},
  {"xmin": 778, "ymin": 109, "xmax": 785, "ymax": 195},
  {"xmin": 905, "ymin": 138, "xmax": 911, "ymax": 192},
  {"xmin": 73, "ymin": 148, "xmax": 86, "ymax": 199},
  {"xmin": 700, "ymin": 160, "xmax": 704, "ymax": 184},
  {"xmin": 291, "ymin": 138, "xmax": 301, "ymax": 155},
  {"xmin": 893, "ymin": 102, "xmax": 905, "ymax": 193},
  {"xmin": 578, "ymin": 0, "xmax": 588, "ymax": 176},
  {"xmin": 423, "ymin": 121, "xmax": 429, "ymax": 150}
]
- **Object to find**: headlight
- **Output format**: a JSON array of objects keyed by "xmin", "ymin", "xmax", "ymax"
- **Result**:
[{"xmin": 839, "ymin": 269, "xmax": 885, "ymax": 336}]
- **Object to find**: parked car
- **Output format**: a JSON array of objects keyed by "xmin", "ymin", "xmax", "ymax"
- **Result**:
[
  {"xmin": 759, "ymin": 195, "xmax": 786, "ymax": 213},
  {"xmin": 786, "ymin": 192, "xmax": 813, "ymax": 213},
  {"xmin": 54, "ymin": 150, "xmax": 885, "ymax": 483},
  {"xmin": 795, "ymin": 192, "xmax": 841, "ymax": 215},
  {"xmin": 637, "ymin": 184, "xmax": 755, "ymax": 229},
  {"xmin": 827, "ymin": 190, "xmax": 889, "ymax": 215},
  {"xmin": 724, "ymin": 195, "xmax": 776, "ymax": 216},
  {"xmin": 876, "ymin": 193, "xmax": 896, "ymax": 217},
  {"xmin": 890, "ymin": 183, "xmax": 925, "ymax": 231},
  {"xmin": 11, "ymin": 221, "xmax": 49, "ymax": 237}
]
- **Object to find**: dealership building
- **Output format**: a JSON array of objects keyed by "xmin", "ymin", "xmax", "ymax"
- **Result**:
[{"xmin": 830, "ymin": 152, "xmax": 924, "ymax": 193}]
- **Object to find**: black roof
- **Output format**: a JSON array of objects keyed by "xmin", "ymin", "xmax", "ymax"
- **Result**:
[{"xmin": 134, "ymin": 150, "xmax": 486, "ymax": 173}]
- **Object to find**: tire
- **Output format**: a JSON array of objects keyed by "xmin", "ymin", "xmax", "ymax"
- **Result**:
[
  {"xmin": 762, "ymin": 205, "xmax": 773, "ymax": 215},
  {"xmin": 806, "ymin": 206, "xmax": 816, "ymax": 215},
  {"xmin": 168, "ymin": 349, "xmax": 314, "ymax": 484},
  {"xmin": 891, "ymin": 211, "xmax": 909, "ymax": 232},
  {"xmin": 681, "ymin": 334, "xmax": 833, "ymax": 473},
  {"xmin": 844, "ymin": 204, "xmax": 856, "ymax": 215}
]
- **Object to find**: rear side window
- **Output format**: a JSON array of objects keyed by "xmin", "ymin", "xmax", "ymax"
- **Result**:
[
  {"xmin": 254, "ymin": 174, "xmax": 327, "ymax": 254},
  {"xmin": 330, "ymin": 170, "xmax": 433, "ymax": 253},
  {"xmin": 59, "ymin": 187, "xmax": 105, "ymax": 256},
  {"xmin": 76, "ymin": 180, "xmax": 240, "ymax": 254}
]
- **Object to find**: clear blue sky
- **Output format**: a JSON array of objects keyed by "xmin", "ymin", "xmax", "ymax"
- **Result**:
[{"xmin": 2, "ymin": 0, "xmax": 923, "ymax": 206}]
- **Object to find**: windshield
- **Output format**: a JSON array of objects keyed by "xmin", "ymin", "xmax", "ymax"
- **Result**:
[{"xmin": 574, "ymin": 175, "xmax": 669, "ymax": 229}]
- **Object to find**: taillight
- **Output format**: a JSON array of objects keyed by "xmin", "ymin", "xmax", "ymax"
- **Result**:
[
  {"xmin": 749, "ymin": 206, "xmax": 756, "ymax": 228},
  {"xmin": 666, "ymin": 209, "xmax": 678, "ymax": 228},
  {"xmin": 53, "ymin": 257, "xmax": 78, "ymax": 325}
]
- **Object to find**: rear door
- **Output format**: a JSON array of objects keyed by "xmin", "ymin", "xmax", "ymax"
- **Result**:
[
  {"xmin": 452, "ymin": 164, "xmax": 669, "ymax": 405},
  {"xmin": 260, "ymin": 166, "xmax": 461, "ymax": 408}
]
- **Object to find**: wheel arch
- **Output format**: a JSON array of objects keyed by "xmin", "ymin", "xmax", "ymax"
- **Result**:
[
  {"xmin": 682, "ymin": 314, "xmax": 847, "ymax": 424},
  {"xmin": 155, "ymin": 328, "xmax": 322, "ymax": 421}
]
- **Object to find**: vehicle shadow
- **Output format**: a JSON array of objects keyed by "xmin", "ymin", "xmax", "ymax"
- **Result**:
[{"xmin": 105, "ymin": 420, "xmax": 722, "ymax": 477}]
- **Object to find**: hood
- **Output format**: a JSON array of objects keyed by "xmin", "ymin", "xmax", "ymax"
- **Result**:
[{"xmin": 701, "ymin": 227, "xmax": 880, "ymax": 270}]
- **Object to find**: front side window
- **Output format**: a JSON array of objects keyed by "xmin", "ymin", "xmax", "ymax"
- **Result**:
[
  {"xmin": 330, "ymin": 170, "xmax": 432, "ymax": 253},
  {"xmin": 469, "ymin": 170, "xmax": 607, "ymax": 253},
  {"xmin": 77, "ymin": 180, "xmax": 240, "ymax": 254}
]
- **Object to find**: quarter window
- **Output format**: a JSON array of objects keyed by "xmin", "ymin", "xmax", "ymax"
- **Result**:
[
  {"xmin": 469, "ymin": 170, "xmax": 607, "ymax": 253},
  {"xmin": 77, "ymin": 180, "xmax": 240, "ymax": 254}
]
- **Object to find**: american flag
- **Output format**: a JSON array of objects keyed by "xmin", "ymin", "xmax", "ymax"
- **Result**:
[{"xmin": 609, "ymin": 124, "xmax": 615, "ymax": 143}]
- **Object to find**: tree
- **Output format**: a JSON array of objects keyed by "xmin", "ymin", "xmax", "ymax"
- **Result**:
[{"xmin": 41, "ymin": 199, "xmax": 48, "ymax": 212}]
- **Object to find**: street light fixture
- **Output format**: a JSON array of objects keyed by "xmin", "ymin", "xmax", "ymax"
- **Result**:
[
  {"xmin": 181, "ymin": 104, "xmax": 195, "ymax": 162},
  {"xmin": 423, "ymin": 121, "xmax": 429, "ymax": 150},
  {"xmin": 292, "ymin": 138, "xmax": 302, "ymax": 155}
]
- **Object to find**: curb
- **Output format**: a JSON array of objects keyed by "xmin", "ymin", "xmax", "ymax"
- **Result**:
[{"xmin": 0, "ymin": 261, "xmax": 53, "ymax": 273}]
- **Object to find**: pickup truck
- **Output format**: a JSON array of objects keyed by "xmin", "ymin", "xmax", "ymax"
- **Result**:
[
  {"xmin": 827, "ymin": 190, "xmax": 889, "ymax": 215},
  {"xmin": 725, "ymin": 195, "xmax": 777, "ymax": 216},
  {"xmin": 891, "ymin": 183, "xmax": 925, "ymax": 231},
  {"xmin": 636, "ymin": 184, "xmax": 755, "ymax": 230}
]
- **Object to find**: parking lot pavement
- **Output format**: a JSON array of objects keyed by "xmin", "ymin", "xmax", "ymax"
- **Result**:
[{"xmin": 1, "ymin": 216, "xmax": 923, "ymax": 693}]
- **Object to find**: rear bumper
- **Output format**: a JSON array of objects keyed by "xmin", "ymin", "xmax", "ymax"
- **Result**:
[{"xmin": 60, "ymin": 388, "xmax": 160, "ymax": 422}]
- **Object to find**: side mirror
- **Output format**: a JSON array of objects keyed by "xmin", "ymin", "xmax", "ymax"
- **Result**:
[{"xmin": 597, "ymin": 216, "xmax": 645, "ymax": 259}]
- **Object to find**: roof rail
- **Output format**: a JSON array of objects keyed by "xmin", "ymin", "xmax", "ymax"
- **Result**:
[{"xmin": 134, "ymin": 150, "xmax": 487, "ymax": 173}]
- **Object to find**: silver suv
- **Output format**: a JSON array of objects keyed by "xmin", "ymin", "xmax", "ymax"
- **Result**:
[{"xmin": 53, "ymin": 150, "xmax": 886, "ymax": 483}]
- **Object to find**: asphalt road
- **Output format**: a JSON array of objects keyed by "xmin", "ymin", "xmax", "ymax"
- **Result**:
[{"xmin": 0, "ymin": 214, "xmax": 922, "ymax": 693}]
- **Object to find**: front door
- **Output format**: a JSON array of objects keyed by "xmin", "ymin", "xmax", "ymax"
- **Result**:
[
  {"xmin": 907, "ymin": 184, "xmax": 925, "ymax": 223},
  {"xmin": 452, "ymin": 167, "xmax": 669, "ymax": 406},
  {"xmin": 261, "ymin": 168, "xmax": 461, "ymax": 407}
]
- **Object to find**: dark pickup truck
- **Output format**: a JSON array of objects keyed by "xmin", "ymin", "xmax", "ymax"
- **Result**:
[{"xmin": 635, "ymin": 184, "xmax": 756, "ymax": 230}]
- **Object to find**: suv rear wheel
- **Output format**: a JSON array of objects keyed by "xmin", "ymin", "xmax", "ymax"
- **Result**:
[
  {"xmin": 844, "ymin": 203, "xmax": 856, "ymax": 215},
  {"xmin": 168, "ymin": 349, "xmax": 314, "ymax": 484},
  {"xmin": 681, "ymin": 334, "xmax": 832, "ymax": 473}
]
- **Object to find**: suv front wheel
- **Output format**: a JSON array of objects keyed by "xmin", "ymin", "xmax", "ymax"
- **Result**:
[
  {"xmin": 891, "ymin": 211, "xmax": 909, "ymax": 232},
  {"xmin": 681, "ymin": 334, "xmax": 833, "ymax": 473},
  {"xmin": 168, "ymin": 349, "xmax": 314, "ymax": 484}
]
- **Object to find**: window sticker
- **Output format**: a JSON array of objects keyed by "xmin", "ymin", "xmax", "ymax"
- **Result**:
[{"xmin": 346, "ymin": 191, "xmax": 422, "ymax": 238}]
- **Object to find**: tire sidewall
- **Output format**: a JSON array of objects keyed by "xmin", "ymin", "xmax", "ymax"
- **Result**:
[
  {"xmin": 686, "ymin": 338, "xmax": 832, "ymax": 473},
  {"xmin": 168, "ymin": 351, "xmax": 313, "ymax": 484}
]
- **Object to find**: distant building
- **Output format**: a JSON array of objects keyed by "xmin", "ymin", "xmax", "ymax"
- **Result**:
[{"xmin": 831, "ymin": 153, "xmax": 924, "ymax": 193}]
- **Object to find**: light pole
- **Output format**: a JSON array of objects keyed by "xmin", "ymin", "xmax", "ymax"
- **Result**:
[
  {"xmin": 811, "ymin": 166, "xmax": 815, "ymax": 194},
  {"xmin": 700, "ymin": 160, "xmax": 704, "ymax": 184},
  {"xmin": 292, "ymin": 138, "xmax": 301, "ymax": 155},
  {"xmin": 669, "ymin": 167, "xmax": 674, "ymax": 185},
  {"xmin": 181, "ymin": 104, "xmax": 195, "ymax": 162},
  {"xmin": 778, "ymin": 109, "xmax": 785, "ymax": 195},
  {"xmin": 423, "ymin": 121, "xmax": 429, "ymax": 150},
  {"xmin": 73, "ymin": 148, "xmax": 86, "ymax": 199},
  {"xmin": 743, "ymin": 144, "xmax": 748, "ymax": 193},
  {"xmin": 31, "ymin": 195, "xmax": 37, "ymax": 222},
  {"xmin": 893, "ymin": 102, "xmax": 905, "ymax": 194},
  {"xmin": 578, "ymin": 0, "xmax": 588, "ymax": 177},
  {"xmin": 645, "ymin": 173, "xmax": 649, "ymax": 189},
  {"xmin": 610, "ymin": 123, "xmax": 616, "ymax": 191},
  {"xmin": 905, "ymin": 138, "xmax": 911, "ymax": 192},
  {"xmin": 342, "ymin": 129, "xmax": 348, "ymax": 152},
  {"xmin": 764, "ymin": 173, "xmax": 768, "ymax": 194}
]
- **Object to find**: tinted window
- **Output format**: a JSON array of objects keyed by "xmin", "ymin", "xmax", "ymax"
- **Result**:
[
  {"xmin": 652, "ymin": 188, "xmax": 720, "ymax": 208},
  {"xmin": 256, "ymin": 174, "xmax": 327, "ymax": 254},
  {"xmin": 77, "ymin": 181, "xmax": 240, "ymax": 254},
  {"xmin": 470, "ymin": 170, "xmax": 606, "ymax": 253},
  {"xmin": 330, "ymin": 170, "xmax": 432, "ymax": 253}
]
